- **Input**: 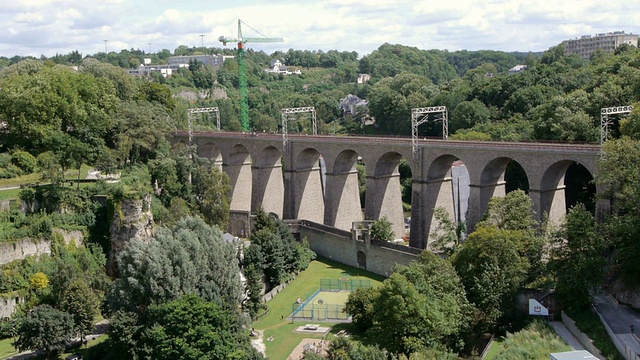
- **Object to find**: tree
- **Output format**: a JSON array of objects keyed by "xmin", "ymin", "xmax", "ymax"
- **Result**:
[
  {"xmin": 13, "ymin": 305, "xmax": 75, "ymax": 360},
  {"xmin": 344, "ymin": 287, "xmax": 379, "ymax": 332},
  {"xmin": 346, "ymin": 252, "xmax": 471, "ymax": 354},
  {"xmin": 112, "ymin": 100, "xmax": 175, "ymax": 166},
  {"xmin": 243, "ymin": 263, "xmax": 265, "ymax": 320},
  {"xmin": 29, "ymin": 272, "xmax": 50, "ymax": 290},
  {"xmin": 429, "ymin": 207, "xmax": 466, "ymax": 256},
  {"xmin": 192, "ymin": 165, "xmax": 231, "ymax": 230},
  {"xmin": 479, "ymin": 190, "xmax": 537, "ymax": 232},
  {"xmin": 37, "ymin": 151, "xmax": 65, "ymax": 187},
  {"xmin": 370, "ymin": 217, "xmax": 394, "ymax": 242},
  {"xmin": 141, "ymin": 295, "xmax": 261, "ymax": 360},
  {"xmin": 453, "ymin": 225, "xmax": 530, "ymax": 331},
  {"xmin": 58, "ymin": 278, "xmax": 102, "ymax": 338},
  {"xmin": 110, "ymin": 217, "xmax": 242, "ymax": 312},
  {"xmin": 550, "ymin": 205, "xmax": 605, "ymax": 309}
]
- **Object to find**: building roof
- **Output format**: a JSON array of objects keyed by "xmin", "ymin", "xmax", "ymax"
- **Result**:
[{"xmin": 550, "ymin": 350, "xmax": 598, "ymax": 360}]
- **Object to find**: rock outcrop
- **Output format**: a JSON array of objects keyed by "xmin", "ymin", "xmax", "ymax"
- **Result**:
[
  {"xmin": 107, "ymin": 194, "xmax": 155, "ymax": 277},
  {"xmin": 0, "ymin": 229, "xmax": 85, "ymax": 266},
  {"xmin": 610, "ymin": 278, "xmax": 640, "ymax": 310}
]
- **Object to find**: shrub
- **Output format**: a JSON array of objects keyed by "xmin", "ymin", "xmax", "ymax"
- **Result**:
[{"xmin": 11, "ymin": 150, "xmax": 37, "ymax": 174}]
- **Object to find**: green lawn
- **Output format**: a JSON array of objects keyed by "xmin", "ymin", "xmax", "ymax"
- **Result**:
[
  {"xmin": 0, "ymin": 338, "xmax": 18, "ymax": 359},
  {"xmin": 253, "ymin": 257, "xmax": 385, "ymax": 360},
  {"xmin": 0, "ymin": 165, "xmax": 92, "ymax": 189},
  {"xmin": 0, "ymin": 165, "xmax": 95, "ymax": 201}
]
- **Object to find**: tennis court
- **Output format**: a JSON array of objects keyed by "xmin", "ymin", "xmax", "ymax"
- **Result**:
[{"xmin": 291, "ymin": 278, "xmax": 372, "ymax": 321}]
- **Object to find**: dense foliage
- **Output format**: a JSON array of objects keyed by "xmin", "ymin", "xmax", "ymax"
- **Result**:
[
  {"xmin": 345, "ymin": 251, "xmax": 471, "ymax": 355},
  {"xmin": 109, "ymin": 216, "xmax": 242, "ymax": 312},
  {"xmin": 242, "ymin": 207, "xmax": 315, "ymax": 318},
  {"xmin": 109, "ymin": 295, "xmax": 261, "ymax": 360}
]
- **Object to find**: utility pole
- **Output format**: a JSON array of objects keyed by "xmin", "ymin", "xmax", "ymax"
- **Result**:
[
  {"xmin": 103, "ymin": 40, "xmax": 108, "ymax": 53},
  {"xmin": 148, "ymin": 42, "xmax": 152, "ymax": 54},
  {"xmin": 200, "ymin": 34, "xmax": 206, "ymax": 54}
]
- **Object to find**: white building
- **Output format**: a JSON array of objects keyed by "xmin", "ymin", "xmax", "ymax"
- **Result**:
[
  {"xmin": 168, "ymin": 54, "xmax": 233, "ymax": 68},
  {"xmin": 561, "ymin": 31, "xmax": 638, "ymax": 59},
  {"xmin": 265, "ymin": 59, "xmax": 301, "ymax": 75}
]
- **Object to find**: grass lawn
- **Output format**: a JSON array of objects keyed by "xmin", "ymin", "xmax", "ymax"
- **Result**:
[
  {"xmin": 0, "ymin": 165, "xmax": 93, "ymax": 189},
  {"xmin": 0, "ymin": 164, "xmax": 96, "ymax": 201},
  {"xmin": 0, "ymin": 338, "xmax": 18, "ymax": 360},
  {"xmin": 0, "ymin": 188, "xmax": 22, "ymax": 201},
  {"xmin": 253, "ymin": 257, "xmax": 385, "ymax": 360}
]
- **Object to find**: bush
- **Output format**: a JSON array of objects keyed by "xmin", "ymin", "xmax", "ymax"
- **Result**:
[
  {"xmin": 11, "ymin": 150, "xmax": 37, "ymax": 174},
  {"xmin": 493, "ymin": 319, "xmax": 571, "ymax": 360},
  {"xmin": 0, "ymin": 154, "xmax": 23, "ymax": 178}
]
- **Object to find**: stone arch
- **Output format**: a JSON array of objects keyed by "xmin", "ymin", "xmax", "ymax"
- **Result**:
[
  {"xmin": 366, "ymin": 151, "xmax": 407, "ymax": 239},
  {"xmin": 224, "ymin": 144, "xmax": 252, "ymax": 212},
  {"xmin": 565, "ymin": 162, "xmax": 596, "ymax": 214},
  {"xmin": 325, "ymin": 149, "xmax": 364, "ymax": 230},
  {"xmin": 288, "ymin": 147, "xmax": 325, "ymax": 223},
  {"xmin": 537, "ymin": 160, "xmax": 595, "ymax": 224},
  {"xmin": 252, "ymin": 145, "xmax": 284, "ymax": 217},
  {"xmin": 198, "ymin": 142, "xmax": 222, "ymax": 168},
  {"xmin": 410, "ymin": 154, "xmax": 469, "ymax": 249},
  {"xmin": 466, "ymin": 157, "xmax": 531, "ymax": 231}
]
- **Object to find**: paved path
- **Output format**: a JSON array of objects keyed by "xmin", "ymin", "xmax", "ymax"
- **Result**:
[
  {"xmin": 593, "ymin": 293, "xmax": 640, "ymax": 357},
  {"xmin": 549, "ymin": 321, "xmax": 586, "ymax": 350}
]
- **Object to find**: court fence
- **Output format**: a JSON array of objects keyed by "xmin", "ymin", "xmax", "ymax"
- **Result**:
[
  {"xmin": 319, "ymin": 278, "xmax": 371, "ymax": 292},
  {"xmin": 292, "ymin": 303, "xmax": 350, "ymax": 320}
]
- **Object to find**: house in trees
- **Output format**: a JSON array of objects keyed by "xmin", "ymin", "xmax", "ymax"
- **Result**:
[
  {"xmin": 340, "ymin": 94, "xmax": 374, "ymax": 124},
  {"xmin": 265, "ymin": 59, "xmax": 301, "ymax": 75},
  {"xmin": 508, "ymin": 65, "xmax": 528, "ymax": 74},
  {"xmin": 357, "ymin": 73, "xmax": 371, "ymax": 84},
  {"xmin": 340, "ymin": 94, "xmax": 368, "ymax": 117}
]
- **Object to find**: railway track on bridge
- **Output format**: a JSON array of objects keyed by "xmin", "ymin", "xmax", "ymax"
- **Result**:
[{"xmin": 177, "ymin": 131, "xmax": 602, "ymax": 152}]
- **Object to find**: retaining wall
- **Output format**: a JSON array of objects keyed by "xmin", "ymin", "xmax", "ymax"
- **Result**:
[
  {"xmin": 292, "ymin": 220, "xmax": 418, "ymax": 276},
  {"xmin": 561, "ymin": 311, "xmax": 606, "ymax": 359}
]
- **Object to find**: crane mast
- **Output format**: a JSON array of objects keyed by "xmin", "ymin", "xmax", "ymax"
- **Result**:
[{"xmin": 219, "ymin": 20, "xmax": 283, "ymax": 132}]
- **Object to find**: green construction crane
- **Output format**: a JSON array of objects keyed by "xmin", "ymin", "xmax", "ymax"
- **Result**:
[{"xmin": 219, "ymin": 19, "xmax": 283, "ymax": 132}]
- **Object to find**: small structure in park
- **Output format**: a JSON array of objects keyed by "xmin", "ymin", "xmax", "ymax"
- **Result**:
[{"xmin": 550, "ymin": 350, "xmax": 597, "ymax": 360}]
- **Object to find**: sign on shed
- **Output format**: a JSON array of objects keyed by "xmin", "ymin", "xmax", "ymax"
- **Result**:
[{"xmin": 529, "ymin": 299, "xmax": 549, "ymax": 316}]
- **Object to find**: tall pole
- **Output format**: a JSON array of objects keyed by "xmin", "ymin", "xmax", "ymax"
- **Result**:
[
  {"xmin": 103, "ymin": 40, "xmax": 108, "ymax": 53},
  {"xmin": 200, "ymin": 34, "xmax": 205, "ymax": 54}
]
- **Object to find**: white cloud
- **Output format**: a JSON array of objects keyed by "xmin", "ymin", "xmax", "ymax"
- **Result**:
[{"xmin": 0, "ymin": 0, "xmax": 637, "ymax": 58}]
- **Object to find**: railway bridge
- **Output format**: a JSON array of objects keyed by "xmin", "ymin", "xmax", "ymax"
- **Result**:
[{"xmin": 174, "ymin": 132, "xmax": 604, "ymax": 249}]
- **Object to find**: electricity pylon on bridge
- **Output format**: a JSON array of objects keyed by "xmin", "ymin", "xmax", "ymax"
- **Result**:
[{"xmin": 219, "ymin": 19, "xmax": 283, "ymax": 132}]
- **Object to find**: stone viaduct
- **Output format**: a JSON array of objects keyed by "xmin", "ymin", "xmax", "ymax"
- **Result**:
[{"xmin": 174, "ymin": 132, "xmax": 603, "ymax": 249}]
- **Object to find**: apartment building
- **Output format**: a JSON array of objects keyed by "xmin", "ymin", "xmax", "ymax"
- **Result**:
[{"xmin": 561, "ymin": 31, "xmax": 638, "ymax": 59}]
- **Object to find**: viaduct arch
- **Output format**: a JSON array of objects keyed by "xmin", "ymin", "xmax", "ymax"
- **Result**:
[{"xmin": 183, "ymin": 132, "xmax": 602, "ymax": 249}]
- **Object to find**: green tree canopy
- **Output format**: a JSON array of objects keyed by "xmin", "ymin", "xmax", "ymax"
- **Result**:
[
  {"xmin": 346, "ymin": 251, "xmax": 471, "ymax": 354},
  {"xmin": 110, "ymin": 216, "xmax": 242, "ymax": 312},
  {"xmin": 13, "ymin": 305, "xmax": 75, "ymax": 360}
]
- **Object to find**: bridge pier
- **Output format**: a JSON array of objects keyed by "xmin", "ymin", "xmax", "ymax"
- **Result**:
[
  {"xmin": 324, "ymin": 169, "xmax": 363, "ymax": 231},
  {"xmin": 409, "ymin": 177, "xmax": 455, "ymax": 249},
  {"xmin": 252, "ymin": 163, "xmax": 284, "ymax": 218},
  {"xmin": 224, "ymin": 161, "xmax": 252, "ymax": 212},
  {"xmin": 284, "ymin": 164, "xmax": 325, "ymax": 224},
  {"xmin": 466, "ymin": 180, "xmax": 506, "ymax": 232},
  {"xmin": 365, "ymin": 173, "xmax": 405, "ymax": 239},
  {"xmin": 529, "ymin": 185, "xmax": 566, "ymax": 225}
]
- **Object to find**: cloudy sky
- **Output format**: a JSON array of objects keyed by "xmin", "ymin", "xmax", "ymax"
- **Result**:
[{"xmin": 3, "ymin": 0, "xmax": 639, "ymax": 58}]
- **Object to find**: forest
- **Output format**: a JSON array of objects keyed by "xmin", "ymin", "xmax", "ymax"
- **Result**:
[{"xmin": 0, "ymin": 41, "xmax": 639, "ymax": 359}]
